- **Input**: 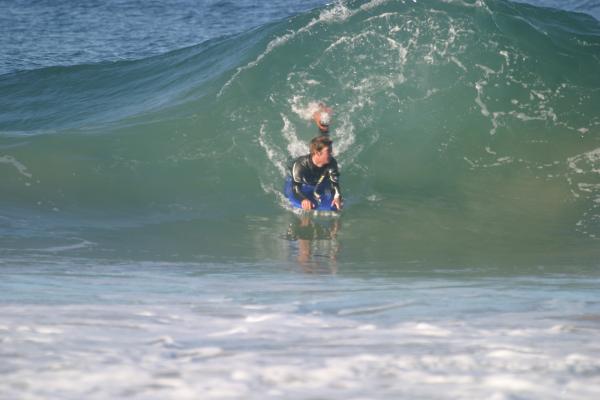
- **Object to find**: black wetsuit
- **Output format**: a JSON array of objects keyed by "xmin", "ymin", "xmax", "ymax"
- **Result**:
[{"xmin": 289, "ymin": 154, "xmax": 341, "ymax": 203}]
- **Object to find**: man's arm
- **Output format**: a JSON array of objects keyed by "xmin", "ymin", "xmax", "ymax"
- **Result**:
[
  {"xmin": 291, "ymin": 161, "xmax": 309, "ymax": 202},
  {"xmin": 328, "ymin": 162, "xmax": 343, "ymax": 210},
  {"xmin": 327, "ymin": 162, "xmax": 342, "ymax": 199}
]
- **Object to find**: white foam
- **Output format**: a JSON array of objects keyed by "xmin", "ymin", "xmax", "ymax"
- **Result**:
[
  {"xmin": 280, "ymin": 114, "xmax": 307, "ymax": 159},
  {"xmin": 566, "ymin": 147, "xmax": 600, "ymax": 221},
  {"xmin": 35, "ymin": 326, "xmax": 63, "ymax": 335},
  {"xmin": 218, "ymin": 1, "xmax": 355, "ymax": 98},
  {"xmin": 0, "ymin": 154, "xmax": 32, "ymax": 178},
  {"xmin": 475, "ymin": 81, "xmax": 491, "ymax": 117},
  {"xmin": 258, "ymin": 123, "xmax": 287, "ymax": 177},
  {"xmin": 208, "ymin": 326, "xmax": 249, "ymax": 337},
  {"xmin": 1, "ymin": 298, "xmax": 600, "ymax": 399},
  {"xmin": 531, "ymin": 89, "xmax": 546, "ymax": 100},
  {"xmin": 360, "ymin": 0, "xmax": 391, "ymax": 12},
  {"xmin": 245, "ymin": 314, "xmax": 278, "ymax": 323},
  {"xmin": 476, "ymin": 64, "xmax": 496, "ymax": 76},
  {"xmin": 39, "ymin": 239, "xmax": 96, "ymax": 253},
  {"xmin": 413, "ymin": 322, "xmax": 453, "ymax": 337},
  {"xmin": 320, "ymin": 1, "xmax": 353, "ymax": 22},
  {"xmin": 451, "ymin": 56, "xmax": 467, "ymax": 71},
  {"xmin": 290, "ymin": 97, "xmax": 321, "ymax": 121},
  {"xmin": 484, "ymin": 375, "xmax": 540, "ymax": 391}
]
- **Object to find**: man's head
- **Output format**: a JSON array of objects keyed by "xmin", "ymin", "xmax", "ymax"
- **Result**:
[{"xmin": 310, "ymin": 135, "xmax": 333, "ymax": 167}]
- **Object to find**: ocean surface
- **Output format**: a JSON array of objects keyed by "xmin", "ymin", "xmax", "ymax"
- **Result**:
[{"xmin": 1, "ymin": 0, "xmax": 600, "ymax": 398}]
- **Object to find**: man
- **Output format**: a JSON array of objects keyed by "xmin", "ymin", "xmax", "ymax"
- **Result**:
[
  {"xmin": 313, "ymin": 103, "xmax": 333, "ymax": 134},
  {"xmin": 289, "ymin": 135, "xmax": 343, "ymax": 211}
]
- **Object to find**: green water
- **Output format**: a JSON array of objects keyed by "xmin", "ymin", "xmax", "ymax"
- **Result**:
[{"xmin": 1, "ymin": 0, "xmax": 599, "ymax": 266}]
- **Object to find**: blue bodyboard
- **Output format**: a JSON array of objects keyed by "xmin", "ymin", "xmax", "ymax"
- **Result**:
[{"xmin": 284, "ymin": 176, "xmax": 338, "ymax": 212}]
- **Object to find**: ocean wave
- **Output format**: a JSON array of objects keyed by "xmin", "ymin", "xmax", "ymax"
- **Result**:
[{"xmin": 0, "ymin": 0, "xmax": 598, "ymax": 243}]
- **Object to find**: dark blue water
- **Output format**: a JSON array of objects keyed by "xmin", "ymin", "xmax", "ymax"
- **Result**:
[
  {"xmin": 2, "ymin": 0, "xmax": 598, "ymax": 75},
  {"xmin": 0, "ymin": 0, "xmax": 331, "ymax": 74}
]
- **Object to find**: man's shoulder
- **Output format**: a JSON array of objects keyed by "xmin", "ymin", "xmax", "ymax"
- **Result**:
[
  {"xmin": 293, "ymin": 154, "xmax": 311, "ymax": 165},
  {"xmin": 290, "ymin": 154, "xmax": 311, "ymax": 173}
]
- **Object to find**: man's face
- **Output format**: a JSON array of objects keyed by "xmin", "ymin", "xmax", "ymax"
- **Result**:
[{"xmin": 314, "ymin": 146, "xmax": 332, "ymax": 166}]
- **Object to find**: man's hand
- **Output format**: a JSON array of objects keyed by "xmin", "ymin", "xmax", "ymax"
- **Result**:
[
  {"xmin": 301, "ymin": 199, "xmax": 313, "ymax": 210},
  {"xmin": 332, "ymin": 197, "xmax": 343, "ymax": 210}
]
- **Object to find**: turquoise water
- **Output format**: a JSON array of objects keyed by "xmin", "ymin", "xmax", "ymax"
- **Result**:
[
  {"xmin": 1, "ymin": 0, "xmax": 598, "ymax": 264},
  {"xmin": 1, "ymin": 0, "xmax": 600, "ymax": 398}
]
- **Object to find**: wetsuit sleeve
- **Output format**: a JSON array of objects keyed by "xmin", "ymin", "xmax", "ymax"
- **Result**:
[
  {"xmin": 328, "ymin": 161, "xmax": 342, "ymax": 199},
  {"xmin": 291, "ymin": 160, "xmax": 309, "ymax": 202}
]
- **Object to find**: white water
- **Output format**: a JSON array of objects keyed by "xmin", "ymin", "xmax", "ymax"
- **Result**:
[{"xmin": 2, "ymin": 259, "xmax": 599, "ymax": 399}]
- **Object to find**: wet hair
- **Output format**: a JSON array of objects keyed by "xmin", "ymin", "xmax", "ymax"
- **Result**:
[{"xmin": 310, "ymin": 135, "xmax": 333, "ymax": 156}]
